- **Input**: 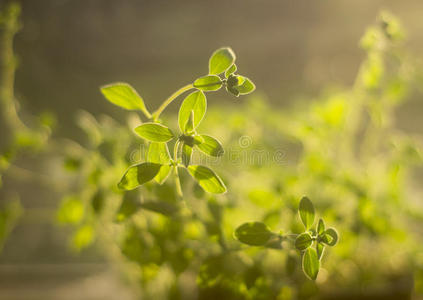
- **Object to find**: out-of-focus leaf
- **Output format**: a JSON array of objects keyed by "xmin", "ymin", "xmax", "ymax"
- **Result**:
[
  {"xmin": 91, "ymin": 190, "xmax": 105, "ymax": 214},
  {"xmin": 140, "ymin": 201, "xmax": 179, "ymax": 216},
  {"xmin": 57, "ymin": 196, "xmax": 84, "ymax": 225},
  {"xmin": 299, "ymin": 196, "xmax": 315, "ymax": 229},
  {"xmin": 234, "ymin": 222, "xmax": 273, "ymax": 246},
  {"xmin": 72, "ymin": 224, "xmax": 94, "ymax": 251},
  {"xmin": 116, "ymin": 191, "xmax": 140, "ymax": 222}
]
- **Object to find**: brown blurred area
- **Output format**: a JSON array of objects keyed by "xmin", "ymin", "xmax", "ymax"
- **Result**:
[{"xmin": 1, "ymin": 0, "xmax": 423, "ymax": 299}]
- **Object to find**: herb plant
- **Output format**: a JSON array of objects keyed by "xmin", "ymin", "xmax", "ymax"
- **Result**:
[
  {"xmin": 234, "ymin": 197, "xmax": 338, "ymax": 280},
  {"xmin": 100, "ymin": 47, "xmax": 255, "ymax": 196}
]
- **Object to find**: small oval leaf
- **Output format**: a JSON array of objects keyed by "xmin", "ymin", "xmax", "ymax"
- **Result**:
[
  {"xmin": 134, "ymin": 123, "xmax": 174, "ymax": 142},
  {"xmin": 225, "ymin": 64, "xmax": 237, "ymax": 78},
  {"xmin": 178, "ymin": 90, "xmax": 207, "ymax": 132},
  {"xmin": 209, "ymin": 47, "xmax": 236, "ymax": 75},
  {"xmin": 234, "ymin": 222, "xmax": 273, "ymax": 246},
  {"xmin": 302, "ymin": 248, "xmax": 320, "ymax": 280},
  {"xmin": 316, "ymin": 243, "xmax": 325, "ymax": 260},
  {"xmin": 235, "ymin": 76, "xmax": 256, "ymax": 95},
  {"xmin": 196, "ymin": 135, "xmax": 224, "ymax": 157},
  {"xmin": 118, "ymin": 162, "xmax": 162, "ymax": 190},
  {"xmin": 100, "ymin": 82, "xmax": 150, "ymax": 116},
  {"xmin": 323, "ymin": 228, "xmax": 339, "ymax": 246},
  {"xmin": 187, "ymin": 165, "xmax": 226, "ymax": 194},
  {"xmin": 193, "ymin": 75, "xmax": 222, "ymax": 91},
  {"xmin": 295, "ymin": 232, "xmax": 313, "ymax": 251},
  {"xmin": 182, "ymin": 143, "xmax": 193, "ymax": 167},
  {"xmin": 317, "ymin": 218, "xmax": 325, "ymax": 235},
  {"xmin": 147, "ymin": 143, "xmax": 171, "ymax": 184},
  {"xmin": 299, "ymin": 196, "xmax": 315, "ymax": 229}
]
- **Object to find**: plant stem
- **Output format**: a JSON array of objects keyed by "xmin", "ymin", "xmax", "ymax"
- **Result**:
[
  {"xmin": 173, "ymin": 140, "xmax": 183, "ymax": 198},
  {"xmin": 174, "ymin": 166, "xmax": 183, "ymax": 198},
  {"xmin": 152, "ymin": 84, "xmax": 193, "ymax": 121},
  {"xmin": 0, "ymin": 3, "xmax": 26, "ymax": 138}
]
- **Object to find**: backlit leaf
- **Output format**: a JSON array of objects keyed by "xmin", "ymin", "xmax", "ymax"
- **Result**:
[
  {"xmin": 295, "ymin": 232, "xmax": 313, "ymax": 251},
  {"xmin": 178, "ymin": 90, "xmax": 207, "ymax": 132},
  {"xmin": 209, "ymin": 47, "xmax": 236, "ymax": 75},
  {"xmin": 193, "ymin": 75, "xmax": 222, "ymax": 91},
  {"xmin": 316, "ymin": 243, "xmax": 325, "ymax": 260},
  {"xmin": 187, "ymin": 165, "xmax": 226, "ymax": 194},
  {"xmin": 100, "ymin": 82, "xmax": 150, "ymax": 116},
  {"xmin": 323, "ymin": 228, "xmax": 339, "ymax": 246},
  {"xmin": 235, "ymin": 76, "xmax": 255, "ymax": 95},
  {"xmin": 317, "ymin": 218, "xmax": 325, "ymax": 235},
  {"xmin": 134, "ymin": 123, "xmax": 174, "ymax": 142},
  {"xmin": 196, "ymin": 135, "xmax": 224, "ymax": 157},
  {"xmin": 182, "ymin": 143, "xmax": 193, "ymax": 167},
  {"xmin": 302, "ymin": 248, "xmax": 320, "ymax": 280},
  {"xmin": 118, "ymin": 162, "xmax": 162, "ymax": 190},
  {"xmin": 147, "ymin": 142, "xmax": 171, "ymax": 184},
  {"xmin": 225, "ymin": 64, "xmax": 237, "ymax": 78}
]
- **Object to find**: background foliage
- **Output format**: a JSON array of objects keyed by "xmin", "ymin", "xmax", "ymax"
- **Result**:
[{"xmin": 1, "ymin": 1, "xmax": 423, "ymax": 300}]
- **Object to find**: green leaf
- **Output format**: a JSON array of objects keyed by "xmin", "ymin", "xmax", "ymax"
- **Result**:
[
  {"xmin": 299, "ymin": 196, "xmax": 315, "ymax": 229},
  {"xmin": 185, "ymin": 111, "xmax": 195, "ymax": 133},
  {"xmin": 140, "ymin": 201, "xmax": 179, "ymax": 216},
  {"xmin": 226, "ymin": 85, "xmax": 240, "ymax": 97},
  {"xmin": 193, "ymin": 75, "xmax": 222, "ymax": 91},
  {"xmin": 134, "ymin": 123, "xmax": 174, "ymax": 142},
  {"xmin": 234, "ymin": 222, "xmax": 273, "ymax": 246},
  {"xmin": 57, "ymin": 196, "xmax": 83, "ymax": 225},
  {"xmin": 234, "ymin": 76, "xmax": 256, "ymax": 95},
  {"xmin": 118, "ymin": 162, "xmax": 162, "ymax": 190},
  {"xmin": 100, "ymin": 82, "xmax": 150, "ymax": 116},
  {"xmin": 302, "ymin": 248, "xmax": 320, "ymax": 280},
  {"xmin": 91, "ymin": 190, "xmax": 105, "ymax": 214},
  {"xmin": 225, "ymin": 64, "xmax": 237, "ymax": 78},
  {"xmin": 187, "ymin": 165, "xmax": 226, "ymax": 194},
  {"xmin": 147, "ymin": 142, "xmax": 171, "ymax": 184},
  {"xmin": 317, "ymin": 218, "xmax": 325, "ymax": 235},
  {"xmin": 178, "ymin": 90, "xmax": 207, "ymax": 133},
  {"xmin": 182, "ymin": 143, "xmax": 193, "ymax": 167},
  {"xmin": 115, "ymin": 191, "xmax": 140, "ymax": 222},
  {"xmin": 316, "ymin": 243, "xmax": 325, "ymax": 260},
  {"xmin": 196, "ymin": 135, "xmax": 224, "ymax": 157},
  {"xmin": 295, "ymin": 232, "xmax": 313, "ymax": 251},
  {"xmin": 72, "ymin": 224, "xmax": 94, "ymax": 251},
  {"xmin": 323, "ymin": 228, "xmax": 339, "ymax": 246},
  {"xmin": 209, "ymin": 47, "xmax": 236, "ymax": 75},
  {"xmin": 227, "ymin": 74, "xmax": 243, "ymax": 88}
]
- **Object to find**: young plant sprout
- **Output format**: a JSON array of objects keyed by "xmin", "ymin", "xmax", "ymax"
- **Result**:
[
  {"xmin": 100, "ymin": 47, "xmax": 255, "ymax": 196},
  {"xmin": 234, "ymin": 196, "xmax": 338, "ymax": 280}
]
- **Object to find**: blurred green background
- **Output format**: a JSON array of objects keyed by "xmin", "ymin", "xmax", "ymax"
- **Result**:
[{"xmin": 1, "ymin": 0, "xmax": 423, "ymax": 299}]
